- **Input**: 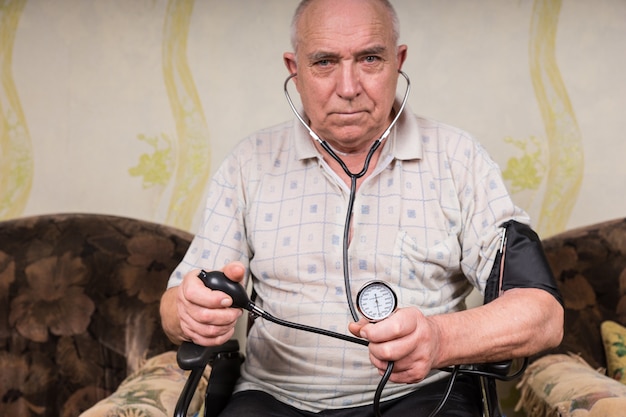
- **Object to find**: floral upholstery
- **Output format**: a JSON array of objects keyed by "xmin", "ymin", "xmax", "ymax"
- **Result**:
[
  {"xmin": 516, "ymin": 354, "xmax": 626, "ymax": 417},
  {"xmin": 601, "ymin": 320, "xmax": 626, "ymax": 384},
  {"xmin": 541, "ymin": 217, "xmax": 626, "ymax": 368},
  {"xmin": 0, "ymin": 213, "xmax": 193, "ymax": 417},
  {"xmin": 516, "ymin": 218, "xmax": 626, "ymax": 416},
  {"xmin": 79, "ymin": 351, "xmax": 209, "ymax": 417}
]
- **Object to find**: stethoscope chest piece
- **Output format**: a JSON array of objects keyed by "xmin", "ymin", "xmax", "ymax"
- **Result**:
[{"xmin": 356, "ymin": 280, "xmax": 397, "ymax": 322}]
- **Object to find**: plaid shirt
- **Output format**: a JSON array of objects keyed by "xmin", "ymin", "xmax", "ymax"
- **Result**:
[{"xmin": 168, "ymin": 104, "xmax": 528, "ymax": 411}]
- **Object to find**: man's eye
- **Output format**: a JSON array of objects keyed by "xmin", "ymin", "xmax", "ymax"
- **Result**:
[
  {"xmin": 364, "ymin": 56, "xmax": 380, "ymax": 63},
  {"xmin": 316, "ymin": 59, "xmax": 331, "ymax": 67}
]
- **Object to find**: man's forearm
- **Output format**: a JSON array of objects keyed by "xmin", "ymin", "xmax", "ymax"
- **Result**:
[{"xmin": 431, "ymin": 287, "xmax": 563, "ymax": 368}]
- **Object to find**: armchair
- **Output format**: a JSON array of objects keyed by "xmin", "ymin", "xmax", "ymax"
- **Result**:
[
  {"xmin": 0, "ymin": 213, "xmax": 193, "ymax": 417},
  {"xmin": 515, "ymin": 217, "xmax": 626, "ymax": 416}
]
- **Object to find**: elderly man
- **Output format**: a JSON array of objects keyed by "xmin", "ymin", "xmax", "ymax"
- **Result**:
[{"xmin": 160, "ymin": 0, "xmax": 563, "ymax": 416}]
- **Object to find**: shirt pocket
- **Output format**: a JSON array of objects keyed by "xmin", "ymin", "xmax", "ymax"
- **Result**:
[{"xmin": 391, "ymin": 230, "xmax": 467, "ymax": 311}]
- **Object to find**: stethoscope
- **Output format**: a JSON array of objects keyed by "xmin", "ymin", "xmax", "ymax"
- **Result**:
[
  {"xmin": 199, "ymin": 69, "xmax": 525, "ymax": 417},
  {"xmin": 283, "ymin": 69, "xmax": 411, "ymax": 324},
  {"xmin": 283, "ymin": 70, "xmax": 411, "ymax": 417},
  {"xmin": 285, "ymin": 70, "xmax": 462, "ymax": 416},
  {"xmin": 283, "ymin": 70, "xmax": 526, "ymax": 416},
  {"xmin": 283, "ymin": 70, "xmax": 424, "ymax": 416}
]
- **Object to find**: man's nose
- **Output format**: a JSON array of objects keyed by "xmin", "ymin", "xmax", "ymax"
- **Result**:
[{"xmin": 336, "ymin": 63, "xmax": 361, "ymax": 100}]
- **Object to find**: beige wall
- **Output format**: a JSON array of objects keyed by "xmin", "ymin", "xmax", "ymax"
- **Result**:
[{"xmin": 2, "ymin": 0, "xmax": 625, "ymax": 238}]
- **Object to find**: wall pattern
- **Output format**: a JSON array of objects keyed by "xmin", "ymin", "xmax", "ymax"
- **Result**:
[
  {"xmin": 1, "ymin": 0, "xmax": 625, "ymax": 237},
  {"xmin": 528, "ymin": 0, "xmax": 584, "ymax": 237},
  {"xmin": 161, "ymin": 0, "xmax": 211, "ymax": 230},
  {"xmin": 129, "ymin": 0, "xmax": 211, "ymax": 231},
  {"xmin": 0, "ymin": 0, "xmax": 32, "ymax": 220},
  {"xmin": 501, "ymin": 0, "xmax": 584, "ymax": 237}
]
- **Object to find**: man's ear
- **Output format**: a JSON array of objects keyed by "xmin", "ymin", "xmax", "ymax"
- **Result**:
[
  {"xmin": 283, "ymin": 52, "xmax": 298, "ymax": 76},
  {"xmin": 396, "ymin": 45, "xmax": 408, "ymax": 71}
]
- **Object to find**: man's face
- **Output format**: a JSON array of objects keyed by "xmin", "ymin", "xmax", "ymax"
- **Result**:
[{"xmin": 284, "ymin": 0, "xmax": 407, "ymax": 152}]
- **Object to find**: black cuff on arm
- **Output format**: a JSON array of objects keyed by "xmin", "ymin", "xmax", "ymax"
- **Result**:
[{"xmin": 484, "ymin": 220, "xmax": 563, "ymax": 306}]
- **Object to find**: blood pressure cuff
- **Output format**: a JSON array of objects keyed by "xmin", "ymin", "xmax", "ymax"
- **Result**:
[{"xmin": 483, "ymin": 220, "xmax": 563, "ymax": 306}]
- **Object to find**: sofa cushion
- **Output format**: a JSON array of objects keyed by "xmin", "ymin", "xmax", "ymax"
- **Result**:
[
  {"xmin": 601, "ymin": 320, "xmax": 626, "ymax": 384},
  {"xmin": 78, "ymin": 351, "xmax": 209, "ymax": 417},
  {"xmin": 516, "ymin": 353, "xmax": 626, "ymax": 417},
  {"xmin": 541, "ymin": 218, "xmax": 626, "ymax": 370}
]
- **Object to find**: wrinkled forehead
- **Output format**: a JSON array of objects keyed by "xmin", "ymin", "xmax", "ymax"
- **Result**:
[{"xmin": 293, "ymin": 0, "xmax": 397, "ymax": 52}]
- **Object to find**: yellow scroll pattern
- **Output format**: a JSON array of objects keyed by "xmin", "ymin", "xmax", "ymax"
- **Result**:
[
  {"xmin": 529, "ymin": 0, "xmax": 583, "ymax": 237},
  {"xmin": 128, "ymin": 133, "xmax": 173, "ymax": 189},
  {"xmin": 162, "ymin": 0, "xmax": 211, "ymax": 230},
  {"xmin": 0, "ymin": 0, "xmax": 33, "ymax": 220}
]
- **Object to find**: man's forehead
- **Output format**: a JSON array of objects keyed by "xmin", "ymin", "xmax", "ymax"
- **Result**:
[
  {"xmin": 296, "ymin": 0, "xmax": 394, "ymax": 50},
  {"xmin": 298, "ymin": 21, "xmax": 393, "ymax": 56}
]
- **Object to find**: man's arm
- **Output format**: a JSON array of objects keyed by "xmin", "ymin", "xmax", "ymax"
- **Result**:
[
  {"xmin": 349, "ymin": 287, "xmax": 563, "ymax": 384},
  {"xmin": 433, "ymin": 288, "xmax": 562, "ymax": 363}
]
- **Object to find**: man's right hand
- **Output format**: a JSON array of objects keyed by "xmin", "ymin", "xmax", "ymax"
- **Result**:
[{"xmin": 160, "ymin": 262, "xmax": 246, "ymax": 346}]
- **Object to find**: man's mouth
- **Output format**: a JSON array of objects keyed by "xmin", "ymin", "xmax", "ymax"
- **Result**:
[{"xmin": 332, "ymin": 110, "xmax": 366, "ymax": 117}]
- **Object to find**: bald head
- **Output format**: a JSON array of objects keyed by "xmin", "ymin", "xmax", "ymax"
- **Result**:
[{"xmin": 290, "ymin": 0, "xmax": 400, "ymax": 52}]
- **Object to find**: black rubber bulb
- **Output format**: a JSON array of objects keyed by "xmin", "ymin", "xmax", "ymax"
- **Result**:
[{"xmin": 197, "ymin": 270, "xmax": 252, "ymax": 311}]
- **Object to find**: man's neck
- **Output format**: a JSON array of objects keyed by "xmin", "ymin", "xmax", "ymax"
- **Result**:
[{"xmin": 315, "ymin": 139, "xmax": 383, "ymax": 190}]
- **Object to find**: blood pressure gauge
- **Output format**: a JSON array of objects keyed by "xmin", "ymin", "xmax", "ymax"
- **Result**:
[{"xmin": 356, "ymin": 281, "xmax": 398, "ymax": 322}]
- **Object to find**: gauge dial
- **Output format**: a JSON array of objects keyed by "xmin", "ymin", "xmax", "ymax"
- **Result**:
[{"xmin": 356, "ymin": 281, "xmax": 397, "ymax": 322}]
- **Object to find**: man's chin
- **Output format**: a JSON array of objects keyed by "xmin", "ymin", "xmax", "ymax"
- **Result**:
[{"xmin": 320, "ymin": 128, "xmax": 379, "ymax": 149}]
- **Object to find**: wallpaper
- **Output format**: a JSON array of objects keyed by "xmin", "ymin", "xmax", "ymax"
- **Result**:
[
  {"xmin": 504, "ymin": 0, "xmax": 584, "ymax": 237},
  {"xmin": 0, "ymin": 0, "xmax": 32, "ymax": 220},
  {"xmin": 1, "ymin": 0, "xmax": 624, "ymax": 236},
  {"xmin": 159, "ymin": 0, "xmax": 211, "ymax": 228}
]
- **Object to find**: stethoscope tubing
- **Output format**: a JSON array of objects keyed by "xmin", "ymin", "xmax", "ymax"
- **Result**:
[
  {"xmin": 283, "ymin": 69, "xmax": 411, "ymax": 322},
  {"xmin": 280, "ymin": 70, "xmax": 524, "ymax": 417},
  {"xmin": 283, "ymin": 71, "xmax": 411, "ymax": 417}
]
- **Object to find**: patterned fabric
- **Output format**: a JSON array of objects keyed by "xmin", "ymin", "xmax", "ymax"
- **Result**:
[
  {"xmin": 601, "ymin": 320, "xmax": 626, "ymax": 384},
  {"xmin": 0, "ymin": 214, "xmax": 192, "ymax": 417},
  {"xmin": 169, "ymin": 105, "xmax": 529, "ymax": 411},
  {"xmin": 515, "ymin": 354, "xmax": 626, "ymax": 417},
  {"xmin": 79, "ymin": 351, "xmax": 208, "ymax": 417},
  {"xmin": 540, "ymin": 217, "xmax": 626, "ymax": 369},
  {"xmin": 515, "ymin": 218, "xmax": 626, "ymax": 416}
]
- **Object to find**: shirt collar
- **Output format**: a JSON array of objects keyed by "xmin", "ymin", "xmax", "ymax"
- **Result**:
[{"xmin": 293, "ymin": 100, "xmax": 422, "ymax": 161}]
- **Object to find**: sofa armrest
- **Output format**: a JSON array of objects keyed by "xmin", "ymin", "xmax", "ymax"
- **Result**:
[
  {"xmin": 516, "ymin": 353, "xmax": 626, "ymax": 417},
  {"xmin": 79, "ymin": 351, "xmax": 210, "ymax": 417}
]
